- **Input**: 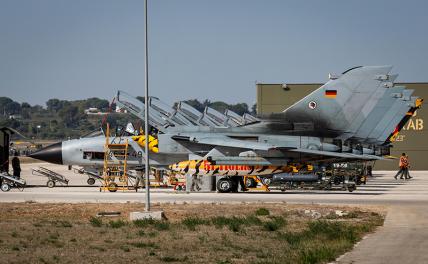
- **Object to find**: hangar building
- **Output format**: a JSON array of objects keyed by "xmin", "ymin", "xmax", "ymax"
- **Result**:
[{"xmin": 256, "ymin": 82, "xmax": 427, "ymax": 170}]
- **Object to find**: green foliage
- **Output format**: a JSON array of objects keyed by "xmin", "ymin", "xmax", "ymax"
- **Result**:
[
  {"xmin": 211, "ymin": 215, "xmax": 263, "ymax": 232},
  {"xmin": 245, "ymin": 215, "xmax": 263, "ymax": 225},
  {"xmin": 300, "ymin": 246, "xmax": 336, "ymax": 264},
  {"xmin": 133, "ymin": 218, "xmax": 155, "ymax": 228},
  {"xmin": 89, "ymin": 217, "xmax": 103, "ymax": 227},
  {"xmin": 120, "ymin": 245, "xmax": 130, "ymax": 252},
  {"xmin": 55, "ymin": 220, "xmax": 72, "ymax": 228},
  {"xmin": 129, "ymin": 241, "xmax": 158, "ymax": 249},
  {"xmin": 12, "ymin": 246, "xmax": 20, "ymax": 251},
  {"xmin": 109, "ymin": 219, "xmax": 126, "ymax": 229},
  {"xmin": 255, "ymin": 208, "xmax": 270, "ymax": 216},
  {"xmin": 182, "ymin": 217, "xmax": 210, "ymax": 230},
  {"xmin": 133, "ymin": 218, "xmax": 169, "ymax": 231},
  {"xmin": 154, "ymin": 221, "xmax": 170, "ymax": 231},
  {"xmin": 263, "ymin": 216, "xmax": 286, "ymax": 231}
]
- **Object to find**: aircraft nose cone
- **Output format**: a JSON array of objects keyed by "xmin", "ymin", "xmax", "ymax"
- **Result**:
[{"xmin": 29, "ymin": 142, "xmax": 63, "ymax": 164}]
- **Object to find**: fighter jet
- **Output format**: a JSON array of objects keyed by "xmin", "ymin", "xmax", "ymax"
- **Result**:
[{"xmin": 30, "ymin": 66, "xmax": 422, "ymax": 190}]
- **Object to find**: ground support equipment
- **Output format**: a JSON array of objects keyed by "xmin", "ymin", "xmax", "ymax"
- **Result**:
[
  {"xmin": 0, "ymin": 172, "xmax": 26, "ymax": 192},
  {"xmin": 31, "ymin": 167, "xmax": 69, "ymax": 188}
]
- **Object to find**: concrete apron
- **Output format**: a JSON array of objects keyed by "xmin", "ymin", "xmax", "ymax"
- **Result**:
[{"xmin": 336, "ymin": 204, "xmax": 428, "ymax": 264}]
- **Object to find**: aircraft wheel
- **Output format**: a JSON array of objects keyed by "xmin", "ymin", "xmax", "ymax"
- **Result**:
[
  {"xmin": 108, "ymin": 182, "xmax": 118, "ymax": 192},
  {"xmin": 217, "ymin": 178, "xmax": 233, "ymax": 193},
  {"xmin": 1, "ymin": 183, "xmax": 11, "ymax": 192},
  {"xmin": 87, "ymin": 178, "xmax": 96, "ymax": 185},
  {"xmin": 245, "ymin": 177, "xmax": 257, "ymax": 188},
  {"xmin": 47, "ymin": 180, "xmax": 55, "ymax": 188}
]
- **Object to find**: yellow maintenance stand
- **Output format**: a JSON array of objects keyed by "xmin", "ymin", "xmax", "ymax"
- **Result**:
[{"xmin": 100, "ymin": 124, "xmax": 131, "ymax": 192}]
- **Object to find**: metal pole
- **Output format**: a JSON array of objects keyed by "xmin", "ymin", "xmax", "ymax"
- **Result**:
[{"xmin": 144, "ymin": 0, "xmax": 150, "ymax": 212}]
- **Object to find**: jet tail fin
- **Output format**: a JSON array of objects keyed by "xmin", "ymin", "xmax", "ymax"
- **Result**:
[{"xmin": 282, "ymin": 66, "xmax": 394, "ymax": 137}]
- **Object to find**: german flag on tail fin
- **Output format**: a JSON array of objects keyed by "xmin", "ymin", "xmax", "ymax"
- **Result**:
[{"xmin": 325, "ymin": 90, "xmax": 337, "ymax": 98}]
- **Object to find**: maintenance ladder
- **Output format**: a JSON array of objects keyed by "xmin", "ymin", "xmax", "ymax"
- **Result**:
[{"xmin": 100, "ymin": 125, "xmax": 132, "ymax": 192}]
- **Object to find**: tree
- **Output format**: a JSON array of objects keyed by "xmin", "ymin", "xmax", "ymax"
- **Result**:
[
  {"xmin": 46, "ymin": 99, "xmax": 61, "ymax": 112},
  {"xmin": 21, "ymin": 102, "xmax": 31, "ymax": 109},
  {"xmin": 0, "ymin": 97, "xmax": 21, "ymax": 115},
  {"xmin": 229, "ymin": 103, "xmax": 249, "ymax": 116},
  {"xmin": 184, "ymin": 99, "xmax": 209, "ymax": 112},
  {"xmin": 58, "ymin": 105, "xmax": 80, "ymax": 128},
  {"xmin": 251, "ymin": 103, "xmax": 257, "ymax": 115},
  {"xmin": 84, "ymin": 98, "xmax": 110, "ymax": 111}
]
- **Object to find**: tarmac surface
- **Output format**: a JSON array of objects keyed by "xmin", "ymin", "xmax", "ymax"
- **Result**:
[{"xmin": 1, "ymin": 163, "xmax": 428, "ymax": 264}]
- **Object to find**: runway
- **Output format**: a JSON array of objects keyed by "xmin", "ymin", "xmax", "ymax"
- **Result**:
[{"xmin": 1, "ymin": 163, "xmax": 428, "ymax": 264}]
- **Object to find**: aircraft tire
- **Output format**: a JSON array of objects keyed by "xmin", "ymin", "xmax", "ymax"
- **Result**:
[
  {"xmin": 217, "ymin": 178, "xmax": 233, "ymax": 193},
  {"xmin": 108, "ymin": 182, "xmax": 118, "ymax": 192},
  {"xmin": 47, "ymin": 180, "xmax": 55, "ymax": 188},
  {"xmin": 245, "ymin": 177, "xmax": 257, "ymax": 188},
  {"xmin": 1, "ymin": 183, "xmax": 10, "ymax": 192},
  {"xmin": 87, "ymin": 178, "xmax": 96, "ymax": 185}
]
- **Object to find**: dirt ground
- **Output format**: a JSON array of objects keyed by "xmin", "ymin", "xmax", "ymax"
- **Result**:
[{"xmin": 0, "ymin": 203, "xmax": 384, "ymax": 264}]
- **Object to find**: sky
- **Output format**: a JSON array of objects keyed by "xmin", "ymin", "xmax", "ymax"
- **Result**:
[{"xmin": 0, "ymin": 0, "xmax": 427, "ymax": 107}]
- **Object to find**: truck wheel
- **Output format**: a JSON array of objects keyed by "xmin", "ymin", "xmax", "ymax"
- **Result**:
[
  {"xmin": 47, "ymin": 180, "xmax": 55, "ymax": 188},
  {"xmin": 217, "ymin": 178, "xmax": 233, "ymax": 193},
  {"xmin": 1, "ymin": 183, "xmax": 10, "ymax": 192},
  {"xmin": 87, "ymin": 178, "xmax": 96, "ymax": 185}
]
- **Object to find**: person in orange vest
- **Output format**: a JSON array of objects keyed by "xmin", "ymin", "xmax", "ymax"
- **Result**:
[{"xmin": 394, "ymin": 153, "xmax": 409, "ymax": 180}]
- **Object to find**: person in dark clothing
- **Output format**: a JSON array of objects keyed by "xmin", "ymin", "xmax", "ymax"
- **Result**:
[
  {"xmin": 232, "ymin": 176, "xmax": 248, "ymax": 192},
  {"xmin": 404, "ymin": 155, "xmax": 412, "ymax": 180},
  {"xmin": 11, "ymin": 156, "xmax": 21, "ymax": 179},
  {"xmin": 190, "ymin": 173, "xmax": 202, "ymax": 191}
]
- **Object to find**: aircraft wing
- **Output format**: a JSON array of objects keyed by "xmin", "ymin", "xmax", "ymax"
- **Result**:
[
  {"xmin": 171, "ymin": 134, "xmax": 382, "ymax": 160},
  {"xmin": 286, "ymin": 148, "xmax": 384, "ymax": 160},
  {"xmin": 171, "ymin": 134, "xmax": 295, "ymax": 151}
]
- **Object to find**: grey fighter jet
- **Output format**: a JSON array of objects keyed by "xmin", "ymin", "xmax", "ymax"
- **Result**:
[{"xmin": 30, "ymin": 66, "xmax": 422, "ymax": 189}]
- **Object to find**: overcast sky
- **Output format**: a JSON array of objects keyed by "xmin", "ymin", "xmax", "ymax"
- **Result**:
[{"xmin": 0, "ymin": 0, "xmax": 427, "ymax": 107}]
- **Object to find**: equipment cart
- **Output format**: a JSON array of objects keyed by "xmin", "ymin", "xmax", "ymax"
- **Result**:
[
  {"xmin": 31, "ymin": 167, "xmax": 69, "ymax": 188},
  {"xmin": 0, "ymin": 172, "xmax": 26, "ymax": 192}
]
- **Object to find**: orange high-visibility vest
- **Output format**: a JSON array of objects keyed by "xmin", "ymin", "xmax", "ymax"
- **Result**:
[{"xmin": 399, "ymin": 156, "xmax": 409, "ymax": 168}]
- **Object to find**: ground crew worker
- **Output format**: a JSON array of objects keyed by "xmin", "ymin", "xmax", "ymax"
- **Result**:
[
  {"xmin": 190, "ymin": 173, "xmax": 201, "ymax": 191},
  {"xmin": 134, "ymin": 169, "xmax": 145, "ymax": 191},
  {"xmin": 11, "ymin": 155, "xmax": 21, "ymax": 179},
  {"xmin": 405, "ymin": 155, "xmax": 412, "ymax": 180},
  {"xmin": 232, "ymin": 176, "xmax": 248, "ymax": 192},
  {"xmin": 394, "ymin": 153, "xmax": 409, "ymax": 180}
]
